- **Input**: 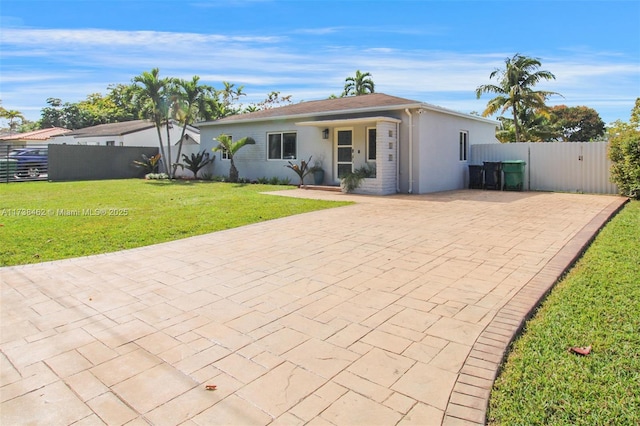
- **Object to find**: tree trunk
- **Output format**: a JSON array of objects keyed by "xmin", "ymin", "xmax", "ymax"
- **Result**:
[
  {"xmin": 165, "ymin": 120, "xmax": 173, "ymax": 178},
  {"xmin": 229, "ymin": 157, "xmax": 239, "ymax": 183},
  {"xmin": 513, "ymin": 104, "xmax": 520, "ymax": 142},
  {"xmin": 155, "ymin": 126, "xmax": 168, "ymax": 174}
]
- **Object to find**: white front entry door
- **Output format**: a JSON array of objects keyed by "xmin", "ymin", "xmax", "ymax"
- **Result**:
[{"xmin": 335, "ymin": 129, "xmax": 353, "ymax": 182}]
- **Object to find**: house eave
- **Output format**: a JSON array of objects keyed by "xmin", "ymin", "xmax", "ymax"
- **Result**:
[
  {"xmin": 296, "ymin": 116, "xmax": 403, "ymax": 127},
  {"xmin": 417, "ymin": 102, "xmax": 499, "ymax": 125},
  {"xmin": 197, "ymin": 103, "xmax": 423, "ymax": 127}
]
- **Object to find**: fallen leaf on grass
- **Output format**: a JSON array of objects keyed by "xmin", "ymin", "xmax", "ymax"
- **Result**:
[{"xmin": 569, "ymin": 345, "xmax": 592, "ymax": 356}]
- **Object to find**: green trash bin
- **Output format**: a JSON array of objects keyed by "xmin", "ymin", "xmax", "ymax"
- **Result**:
[
  {"xmin": 502, "ymin": 160, "xmax": 526, "ymax": 191},
  {"xmin": 0, "ymin": 158, "xmax": 18, "ymax": 181}
]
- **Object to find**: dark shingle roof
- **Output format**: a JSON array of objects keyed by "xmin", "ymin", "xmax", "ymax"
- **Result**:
[
  {"xmin": 65, "ymin": 120, "xmax": 156, "ymax": 137},
  {"xmin": 203, "ymin": 93, "xmax": 423, "ymax": 125}
]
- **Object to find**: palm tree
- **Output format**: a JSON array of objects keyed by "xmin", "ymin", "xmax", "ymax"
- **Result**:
[
  {"xmin": 132, "ymin": 68, "xmax": 171, "ymax": 173},
  {"xmin": 172, "ymin": 76, "xmax": 216, "ymax": 177},
  {"xmin": 1, "ymin": 109, "xmax": 25, "ymax": 134},
  {"xmin": 476, "ymin": 54, "xmax": 559, "ymax": 142},
  {"xmin": 212, "ymin": 134, "xmax": 255, "ymax": 183},
  {"xmin": 342, "ymin": 70, "xmax": 375, "ymax": 96}
]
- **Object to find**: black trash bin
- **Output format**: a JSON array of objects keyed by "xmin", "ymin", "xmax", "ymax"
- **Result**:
[
  {"xmin": 468, "ymin": 165, "xmax": 483, "ymax": 189},
  {"xmin": 483, "ymin": 162, "xmax": 502, "ymax": 190}
]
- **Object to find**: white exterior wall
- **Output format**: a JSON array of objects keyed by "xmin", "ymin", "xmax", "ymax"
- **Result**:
[
  {"xmin": 48, "ymin": 125, "xmax": 199, "ymax": 148},
  {"xmin": 413, "ymin": 110, "xmax": 498, "ymax": 193},
  {"xmin": 353, "ymin": 120, "xmax": 398, "ymax": 195},
  {"xmin": 199, "ymin": 108, "xmax": 497, "ymax": 193},
  {"xmin": 200, "ymin": 120, "xmax": 334, "ymax": 183}
]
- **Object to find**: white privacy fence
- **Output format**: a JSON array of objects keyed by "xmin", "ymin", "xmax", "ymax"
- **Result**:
[{"xmin": 470, "ymin": 142, "xmax": 618, "ymax": 194}]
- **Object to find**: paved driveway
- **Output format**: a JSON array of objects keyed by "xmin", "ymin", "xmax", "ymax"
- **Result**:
[{"xmin": 0, "ymin": 190, "xmax": 626, "ymax": 425}]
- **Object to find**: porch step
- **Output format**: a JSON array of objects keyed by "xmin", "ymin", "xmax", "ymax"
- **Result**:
[{"xmin": 302, "ymin": 185, "xmax": 342, "ymax": 192}]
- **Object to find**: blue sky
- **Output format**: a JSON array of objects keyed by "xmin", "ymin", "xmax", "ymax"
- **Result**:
[{"xmin": 1, "ymin": 0, "xmax": 639, "ymax": 125}]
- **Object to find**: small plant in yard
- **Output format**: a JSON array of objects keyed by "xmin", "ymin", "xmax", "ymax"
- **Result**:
[
  {"xmin": 133, "ymin": 153, "xmax": 161, "ymax": 174},
  {"xmin": 212, "ymin": 134, "xmax": 255, "ymax": 183},
  {"xmin": 341, "ymin": 163, "xmax": 376, "ymax": 192},
  {"xmin": 178, "ymin": 151, "xmax": 214, "ymax": 179},
  {"xmin": 285, "ymin": 156, "xmax": 313, "ymax": 186},
  {"xmin": 145, "ymin": 172, "xmax": 169, "ymax": 180}
]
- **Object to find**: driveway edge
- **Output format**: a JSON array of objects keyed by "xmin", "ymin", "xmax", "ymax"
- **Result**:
[{"xmin": 442, "ymin": 196, "xmax": 630, "ymax": 426}]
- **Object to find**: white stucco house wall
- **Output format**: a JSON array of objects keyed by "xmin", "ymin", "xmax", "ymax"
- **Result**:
[
  {"xmin": 198, "ymin": 93, "xmax": 499, "ymax": 195},
  {"xmin": 48, "ymin": 119, "xmax": 200, "ymax": 148}
]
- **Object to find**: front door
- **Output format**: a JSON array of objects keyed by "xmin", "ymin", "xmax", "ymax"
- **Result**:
[{"xmin": 335, "ymin": 129, "xmax": 353, "ymax": 182}]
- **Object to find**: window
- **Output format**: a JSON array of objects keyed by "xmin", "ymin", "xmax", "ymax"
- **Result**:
[
  {"xmin": 106, "ymin": 140, "xmax": 115, "ymax": 146},
  {"xmin": 367, "ymin": 128, "xmax": 377, "ymax": 161},
  {"xmin": 268, "ymin": 132, "xmax": 297, "ymax": 160},
  {"xmin": 459, "ymin": 131, "xmax": 469, "ymax": 161},
  {"xmin": 219, "ymin": 134, "xmax": 231, "ymax": 160}
]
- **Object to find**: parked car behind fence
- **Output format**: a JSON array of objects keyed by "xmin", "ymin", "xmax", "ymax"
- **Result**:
[{"xmin": 0, "ymin": 146, "xmax": 48, "ymax": 182}]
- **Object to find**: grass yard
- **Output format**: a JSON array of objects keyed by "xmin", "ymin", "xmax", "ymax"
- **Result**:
[
  {"xmin": 487, "ymin": 200, "xmax": 640, "ymax": 425},
  {"xmin": 0, "ymin": 179, "xmax": 351, "ymax": 267}
]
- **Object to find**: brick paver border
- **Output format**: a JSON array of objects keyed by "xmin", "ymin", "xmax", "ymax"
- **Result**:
[{"xmin": 442, "ymin": 197, "xmax": 629, "ymax": 426}]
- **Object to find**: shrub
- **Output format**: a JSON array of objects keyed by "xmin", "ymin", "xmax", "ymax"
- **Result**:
[
  {"xmin": 341, "ymin": 163, "xmax": 376, "ymax": 192},
  {"xmin": 133, "ymin": 153, "xmax": 161, "ymax": 174},
  {"xmin": 609, "ymin": 128, "xmax": 640, "ymax": 199},
  {"xmin": 145, "ymin": 173, "xmax": 169, "ymax": 180},
  {"xmin": 608, "ymin": 99, "xmax": 640, "ymax": 199}
]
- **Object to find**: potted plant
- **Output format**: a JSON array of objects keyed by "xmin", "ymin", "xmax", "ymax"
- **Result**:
[{"xmin": 309, "ymin": 159, "xmax": 324, "ymax": 185}]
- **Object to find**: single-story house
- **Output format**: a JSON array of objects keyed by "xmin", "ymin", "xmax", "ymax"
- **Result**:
[
  {"xmin": 198, "ymin": 93, "xmax": 499, "ymax": 194},
  {"xmin": 0, "ymin": 127, "xmax": 71, "ymax": 150},
  {"xmin": 48, "ymin": 119, "xmax": 200, "ymax": 148}
]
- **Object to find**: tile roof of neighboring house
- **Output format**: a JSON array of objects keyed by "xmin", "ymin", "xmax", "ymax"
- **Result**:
[
  {"xmin": 65, "ymin": 119, "xmax": 200, "ymax": 137},
  {"xmin": 199, "ymin": 93, "xmax": 498, "ymax": 126},
  {"xmin": 0, "ymin": 127, "xmax": 71, "ymax": 141}
]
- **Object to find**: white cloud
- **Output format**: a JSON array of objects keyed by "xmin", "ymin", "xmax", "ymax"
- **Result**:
[{"xmin": 2, "ymin": 28, "xmax": 638, "ymax": 124}]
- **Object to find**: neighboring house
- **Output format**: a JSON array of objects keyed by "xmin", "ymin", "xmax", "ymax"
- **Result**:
[
  {"xmin": 48, "ymin": 120, "xmax": 200, "ymax": 148},
  {"xmin": 0, "ymin": 127, "xmax": 71, "ymax": 150},
  {"xmin": 198, "ymin": 93, "xmax": 499, "ymax": 194}
]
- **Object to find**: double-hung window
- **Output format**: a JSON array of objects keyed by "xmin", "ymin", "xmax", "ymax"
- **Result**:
[
  {"xmin": 268, "ymin": 132, "xmax": 297, "ymax": 160},
  {"xmin": 459, "ymin": 131, "xmax": 469, "ymax": 162}
]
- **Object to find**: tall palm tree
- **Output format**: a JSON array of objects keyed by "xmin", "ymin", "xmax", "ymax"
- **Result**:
[
  {"xmin": 133, "ymin": 68, "xmax": 171, "ymax": 173},
  {"xmin": 476, "ymin": 54, "xmax": 559, "ymax": 142},
  {"xmin": 212, "ymin": 134, "xmax": 255, "ymax": 183},
  {"xmin": 171, "ymin": 76, "xmax": 216, "ymax": 177},
  {"xmin": 342, "ymin": 70, "xmax": 375, "ymax": 96}
]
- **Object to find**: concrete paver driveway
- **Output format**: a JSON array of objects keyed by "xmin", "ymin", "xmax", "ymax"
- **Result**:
[{"xmin": 1, "ymin": 190, "xmax": 626, "ymax": 425}]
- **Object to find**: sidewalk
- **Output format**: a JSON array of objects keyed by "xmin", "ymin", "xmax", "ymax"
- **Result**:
[{"xmin": 0, "ymin": 190, "xmax": 626, "ymax": 425}]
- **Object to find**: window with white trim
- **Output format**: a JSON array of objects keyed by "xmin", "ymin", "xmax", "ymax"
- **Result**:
[
  {"xmin": 268, "ymin": 132, "xmax": 297, "ymax": 160},
  {"xmin": 459, "ymin": 131, "xmax": 469, "ymax": 162},
  {"xmin": 220, "ymin": 134, "xmax": 231, "ymax": 160},
  {"xmin": 367, "ymin": 127, "xmax": 377, "ymax": 161},
  {"xmin": 106, "ymin": 140, "xmax": 115, "ymax": 146}
]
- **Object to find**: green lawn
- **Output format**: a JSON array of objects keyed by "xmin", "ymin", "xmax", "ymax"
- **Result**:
[
  {"xmin": 0, "ymin": 179, "xmax": 350, "ymax": 267},
  {"xmin": 488, "ymin": 200, "xmax": 640, "ymax": 425}
]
